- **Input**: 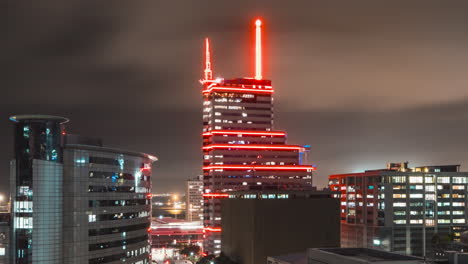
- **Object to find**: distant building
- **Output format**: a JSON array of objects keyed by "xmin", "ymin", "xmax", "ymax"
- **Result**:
[
  {"xmin": 150, "ymin": 217, "xmax": 203, "ymax": 248},
  {"xmin": 150, "ymin": 217, "xmax": 203, "ymax": 263},
  {"xmin": 221, "ymin": 190, "xmax": 340, "ymax": 264},
  {"xmin": 10, "ymin": 115, "xmax": 157, "ymax": 264},
  {"xmin": 269, "ymin": 248, "xmax": 424, "ymax": 264},
  {"xmin": 186, "ymin": 176, "xmax": 203, "ymax": 222},
  {"xmin": 329, "ymin": 162, "xmax": 468, "ymax": 259}
]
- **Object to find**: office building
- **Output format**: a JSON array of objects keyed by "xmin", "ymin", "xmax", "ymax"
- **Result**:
[
  {"xmin": 10, "ymin": 115, "xmax": 157, "ymax": 264},
  {"xmin": 0, "ymin": 212, "xmax": 10, "ymax": 264},
  {"xmin": 329, "ymin": 162, "xmax": 468, "ymax": 259},
  {"xmin": 186, "ymin": 176, "xmax": 203, "ymax": 222},
  {"xmin": 221, "ymin": 190, "xmax": 339, "ymax": 264},
  {"xmin": 200, "ymin": 19, "xmax": 315, "ymax": 254}
]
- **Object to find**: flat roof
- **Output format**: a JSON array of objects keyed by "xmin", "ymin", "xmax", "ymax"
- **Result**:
[
  {"xmin": 65, "ymin": 144, "xmax": 158, "ymax": 161},
  {"xmin": 10, "ymin": 114, "xmax": 69, "ymax": 124},
  {"xmin": 318, "ymin": 248, "xmax": 423, "ymax": 262}
]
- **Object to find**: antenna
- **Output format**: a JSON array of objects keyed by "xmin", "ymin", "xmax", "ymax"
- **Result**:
[
  {"xmin": 204, "ymin": 38, "xmax": 213, "ymax": 80},
  {"xmin": 255, "ymin": 19, "xmax": 262, "ymax": 80}
]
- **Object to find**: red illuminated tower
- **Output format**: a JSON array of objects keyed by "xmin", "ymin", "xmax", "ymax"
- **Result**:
[{"xmin": 200, "ymin": 19, "xmax": 316, "ymax": 254}]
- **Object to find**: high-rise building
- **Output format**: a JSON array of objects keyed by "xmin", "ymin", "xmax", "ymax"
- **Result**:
[
  {"xmin": 329, "ymin": 162, "xmax": 468, "ymax": 259},
  {"xmin": 10, "ymin": 115, "xmax": 157, "ymax": 264},
  {"xmin": 186, "ymin": 176, "xmax": 203, "ymax": 222},
  {"xmin": 200, "ymin": 19, "xmax": 316, "ymax": 254}
]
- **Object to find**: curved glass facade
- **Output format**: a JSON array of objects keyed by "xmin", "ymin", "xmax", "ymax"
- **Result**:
[{"xmin": 10, "ymin": 115, "xmax": 67, "ymax": 264}]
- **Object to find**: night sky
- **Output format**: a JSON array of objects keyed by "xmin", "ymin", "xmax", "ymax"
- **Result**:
[{"xmin": 3, "ymin": 1, "xmax": 468, "ymax": 195}]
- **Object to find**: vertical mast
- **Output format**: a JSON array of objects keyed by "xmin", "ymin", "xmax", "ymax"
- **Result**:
[
  {"xmin": 255, "ymin": 19, "xmax": 262, "ymax": 80},
  {"xmin": 204, "ymin": 38, "xmax": 213, "ymax": 81}
]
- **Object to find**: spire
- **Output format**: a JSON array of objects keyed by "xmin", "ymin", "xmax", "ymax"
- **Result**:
[
  {"xmin": 204, "ymin": 37, "xmax": 213, "ymax": 81},
  {"xmin": 255, "ymin": 19, "xmax": 262, "ymax": 80}
]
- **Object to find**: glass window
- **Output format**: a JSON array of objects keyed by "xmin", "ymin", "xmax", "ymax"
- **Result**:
[
  {"xmin": 409, "ymin": 176, "xmax": 423, "ymax": 183},
  {"xmin": 437, "ymin": 177, "xmax": 450, "ymax": 183},
  {"xmin": 453, "ymin": 177, "xmax": 467, "ymax": 184}
]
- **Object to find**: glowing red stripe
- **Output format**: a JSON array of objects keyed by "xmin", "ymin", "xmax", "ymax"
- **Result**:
[
  {"xmin": 203, "ymin": 165, "xmax": 316, "ymax": 171},
  {"xmin": 203, "ymin": 193, "xmax": 229, "ymax": 198},
  {"xmin": 202, "ymin": 130, "xmax": 286, "ymax": 137},
  {"xmin": 203, "ymin": 144, "xmax": 304, "ymax": 151},
  {"xmin": 202, "ymin": 86, "xmax": 273, "ymax": 94},
  {"xmin": 204, "ymin": 227, "xmax": 222, "ymax": 232},
  {"xmin": 255, "ymin": 19, "xmax": 262, "ymax": 80}
]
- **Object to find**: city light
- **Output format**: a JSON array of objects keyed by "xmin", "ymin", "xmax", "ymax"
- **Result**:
[
  {"xmin": 202, "ymin": 144, "xmax": 305, "ymax": 151},
  {"xmin": 203, "ymin": 165, "xmax": 317, "ymax": 171},
  {"xmin": 202, "ymin": 130, "xmax": 286, "ymax": 137},
  {"xmin": 202, "ymin": 86, "xmax": 273, "ymax": 94},
  {"xmin": 255, "ymin": 18, "xmax": 262, "ymax": 80},
  {"xmin": 202, "ymin": 193, "xmax": 229, "ymax": 198}
]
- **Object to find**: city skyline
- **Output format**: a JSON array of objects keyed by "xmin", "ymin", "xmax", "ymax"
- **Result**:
[{"xmin": 3, "ymin": 0, "xmax": 468, "ymax": 196}]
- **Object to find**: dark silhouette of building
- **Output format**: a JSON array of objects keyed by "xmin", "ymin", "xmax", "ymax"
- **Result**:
[{"xmin": 221, "ymin": 190, "xmax": 340, "ymax": 264}]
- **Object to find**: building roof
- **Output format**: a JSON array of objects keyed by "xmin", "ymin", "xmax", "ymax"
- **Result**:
[
  {"xmin": 65, "ymin": 143, "xmax": 158, "ymax": 161},
  {"xmin": 311, "ymin": 248, "xmax": 424, "ymax": 263},
  {"xmin": 9, "ymin": 114, "xmax": 69, "ymax": 124},
  {"xmin": 270, "ymin": 252, "xmax": 307, "ymax": 264}
]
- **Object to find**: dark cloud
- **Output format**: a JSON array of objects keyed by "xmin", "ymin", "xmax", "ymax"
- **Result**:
[{"xmin": 2, "ymin": 0, "xmax": 468, "ymax": 195}]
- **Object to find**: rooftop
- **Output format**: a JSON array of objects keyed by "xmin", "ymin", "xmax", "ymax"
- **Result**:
[
  {"xmin": 312, "ymin": 248, "xmax": 424, "ymax": 263},
  {"xmin": 9, "ymin": 114, "xmax": 69, "ymax": 124}
]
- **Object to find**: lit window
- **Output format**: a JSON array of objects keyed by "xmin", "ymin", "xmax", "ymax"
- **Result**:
[
  {"xmin": 88, "ymin": 214, "xmax": 96, "ymax": 222},
  {"xmin": 409, "ymin": 177, "xmax": 423, "ymax": 183},
  {"xmin": 453, "ymin": 177, "xmax": 467, "ymax": 184},
  {"xmin": 437, "ymin": 177, "xmax": 450, "ymax": 183},
  {"xmin": 0, "ymin": 247, "xmax": 4, "ymax": 256}
]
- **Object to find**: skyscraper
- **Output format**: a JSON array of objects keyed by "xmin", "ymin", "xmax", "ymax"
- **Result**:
[
  {"xmin": 200, "ymin": 19, "xmax": 316, "ymax": 254},
  {"xmin": 10, "ymin": 115, "xmax": 156, "ymax": 264}
]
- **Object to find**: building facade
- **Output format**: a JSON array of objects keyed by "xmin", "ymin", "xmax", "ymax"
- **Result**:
[
  {"xmin": 186, "ymin": 176, "xmax": 203, "ymax": 222},
  {"xmin": 329, "ymin": 162, "xmax": 468, "ymax": 258},
  {"xmin": 10, "ymin": 115, "xmax": 157, "ymax": 264},
  {"xmin": 222, "ymin": 190, "xmax": 340, "ymax": 264},
  {"xmin": 0, "ymin": 212, "xmax": 10, "ymax": 264},
  {"xmin": 200, "ymin": 20, "xmax": 315, "ymax": 254}
]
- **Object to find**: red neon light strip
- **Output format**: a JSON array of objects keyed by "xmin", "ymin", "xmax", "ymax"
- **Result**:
[
  {"xmin": 203, "ymin": 193, "xmax": 229, "ymax": 198},
  {"xmin": 203, "ymin": 165, "xmax": 316, "ymax": 171},
  {"xmin": 202, "ymin": 86, "xmax": 273, "ymax": 94},
  {"xmin": 204, "ymin": 227, "xmax": 222, "ymax": 232},
  {"xmin": 203, "ymin": 144, "xmax": 304, "ymax": 151},
  {"xmin": 255, "ymin": 19, "xmax": 262, "ymax": 80},
  {"xmin": 202, "ymin": 130, "xmax": 286, "ymax": 137}
]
